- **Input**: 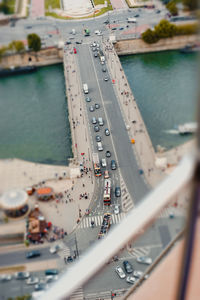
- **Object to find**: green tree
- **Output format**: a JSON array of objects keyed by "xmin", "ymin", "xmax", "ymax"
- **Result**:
[
  {"xmin": 27, "ymin": 33, "xmax": 41, "ymax": 52},
  {"xmin": 166, "ymin": 1, "xmax": 178, "ymax": 16},
  {"xmin": 182, "ymin": 0, "xmax": 198, "ymax": 10},
  {"xmin": 154, "ymin": 19, "xmax": 176, "ymax": 39},
  {"xmin": 8, "ymin": 40, "xmax": 25, "ymax": 52},
  {"xmin": 142, "ymin": 29, "xmax": 159, "ymax": 44}
]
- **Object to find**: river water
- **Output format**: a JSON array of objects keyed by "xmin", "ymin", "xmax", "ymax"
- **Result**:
[{"xmin": 0, "ymin": 51, "xmax": 198, "ymax": 164}]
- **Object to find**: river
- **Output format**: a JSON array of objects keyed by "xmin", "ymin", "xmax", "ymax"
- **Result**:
[{"xmin": 0, "ymin": 51, "xmax": 198, "ymax": 164}]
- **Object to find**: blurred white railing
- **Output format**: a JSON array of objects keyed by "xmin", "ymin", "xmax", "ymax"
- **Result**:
[{"xmin": 40, "ymin": 153, "xmax": 195, "ymax": 300}]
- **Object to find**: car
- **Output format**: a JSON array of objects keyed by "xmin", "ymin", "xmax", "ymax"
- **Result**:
[
  {"xmin": 65, "ymin": 41, "xmax": 71, "ymax": 45},
  {"xmin": 105, "ymin": 128, "xmax": 110, "ymax": 136},
  {"xmin": 112, "ymin": 27, "xmax": 117, "ymax": 31},
  {"xmin": 101, "ymin": 61, "xmax": 105, "ymax": 65},
  {"xmin": 104, "ymin": 76, "xmax": 109, "ymax": 81},
  {"xmin": 156, "ymin": 9, "xmax": 161, "ymax": 14},
  {"xmin": 93, "ymin": 42, "xmax": 97, "ymax": 47},
  {"xmin": 34, "ymin": 283, "xmax": 47, "ymax": 291},
  {"xmin": 73, "ymin": 48, "xmax": 77, "ymax": 54},
  {"xmin": 114, "ymin": 205, "xmax": 119, "ymax": 215},
  {"xmin": 123, "ymin": 260, "xmax": 133, "ymax": 273},
  {"xmin": 134, "ymin": 14, "xmax": 140, "ymax": 17},
  {"xmin": 89, "ymin": 105, "xmax": 95, "ymax": 112},
  {"xmin": 101, "ymin": 158, "xmax": 107, "ymax": 167},
  {"xmin": 115, "ymin": 266, "xmax": 126, "ymax": 279},
  {"xmin": 106, "ymin": 150, "xmax": 111, "ymax": 157},
  {"xmin": 119, "ymin": 27, "xmax": 124, "ymax": 30},
  {"xmin": 136, "ymin": 256, "xmax": 152, "ymax": 265},
  {"xmin": 92, "ymin": 117, "xmax": 97, "ymax": 124},
  {"xmin": 92, "ymin": 47, "xmax": 96, "ymax": 52},
  {"xmin": 102, "ymin": 67, "xmax": 107, "ymax": 72},
  {"xmin": 15, "ymin": 272, "xmax": 30, "ymax": 279},
  {"xmin": 26, "ymin": 250, "xmax": 41, "ymax": 259},
  {"xmin": 49, "ymin": 244, "xmax": 62, "ymax": 254},
  {"xmin": 66, "ymin": 256, "xmax": 73, "ymax": 262},
  {"xmin": 94, "ymin": 125, "xmax": 100, "ymax": 132},
  {"xmin": 94, "ymin": 52, "xmax": 98, "ymax": 57},
  {"xmin": 44, "ymin": 269, "xmax": 59, "ymax": 276},
  {"xmin": 26, "ymin": 276, "xmax": 39, "ymax": 285},
  {"xmin": 133, "ymin": 270, "xmax": 143, "ymax": 278},
  {"xmin": 95, "ymin": 103, "xmax": 100, "ymax": 109},
  {"xmin": 115, "ymin": 187, "xmax": 121, "ymax": 197},
  {"xmin": 104, "ymin": 170, "xmax": 109, "ymax": 179},
  {"xmin": 45, "ymin": 275, "xmax": 58, "ymax": 283},
  {"xmin": 85, "ymin": 97, "xmax": 91, "ymax": 102},
  {"xmin": 104, "ymin": 20, "xmax": 109, "ymax": 24},
  {"xmin": 76, "ymin": 40, "xmax": 82, "ymax": 44},
  {"xmin": 111, "ymin": 160, "xmax": 117, "ymax": 170},
  {"xmin": 126, "ymin": 276, "xmax": 136, "ymax": 284},
  {"xmin": 26, "ymin": 26, "xmax": 32, "ymax": 29},
  {"xmin": 96, "ymin": 135, "xmax": 101, "ymax": 142},
  {"xmin": 0, "ymin": 274, "xmax": 12, "ymax": 282}
]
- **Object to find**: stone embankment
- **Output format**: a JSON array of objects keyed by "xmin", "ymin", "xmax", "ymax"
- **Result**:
[{"xmin": 115, "ymin": 35, "xmax": 198, "ymax": 55}]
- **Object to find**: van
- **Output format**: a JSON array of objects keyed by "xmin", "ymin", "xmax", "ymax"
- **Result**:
[
  {"xmin": 101, "ymin": 158, "xmax": 107, "ymax": 167},
  {"xmin": 97, "ymin": 142, "xmax": 103, "ymax": 151},
  {"xmin": 98, "ymin": 117, "xmax": 104, "ymax": 126},
  {"xmin": 83, "ymin": 83, "xmax": 88, "ymax": 94}
]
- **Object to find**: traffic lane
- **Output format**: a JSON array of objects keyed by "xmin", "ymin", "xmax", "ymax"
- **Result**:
[
  {"xmin": 0, "ymin": 247, "xmax": 55, "ymax": 267},
  {"xmin": 98, "ymin": 74, "xmax": 149, "ymax": 203},
  {"xmin": 0, "ymin": 279, "xmax": 35, "ymax": 299}
]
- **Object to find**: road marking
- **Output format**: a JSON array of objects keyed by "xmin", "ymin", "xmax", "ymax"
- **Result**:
[
  {"xmin": 78, "ymin": 213, "xmax": 125, "ymax": 229},
  {"xmin": 70, "ymin": 286, "xmax": 84, "ymax": 300}
]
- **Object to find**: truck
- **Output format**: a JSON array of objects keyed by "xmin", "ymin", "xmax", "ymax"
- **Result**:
[
  {"xmin": 127, "ymin": 18, "xmax": 137, "ymax": 23},
  {"xmin": 103, "ymin": 178, "xmax": 111, "ymax": 205},
  {"xmin": 83, "ymin": 83, "xmax": 88, "ymax": 94},
  {"xmin": 92, "ymin": 153, "xmax": 101, "ymax": 177}
]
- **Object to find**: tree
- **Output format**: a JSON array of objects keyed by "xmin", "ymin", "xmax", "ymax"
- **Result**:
[
  {"xmin": 142, "ymin": 29, "xmax": 159, "ymax": 44},
  {"xmin": 8, "ymin": 40, "xmax": 25, "ymax": 52},
  {"xmin": 154, "ymin": 19, "xmax": 176, "ymax": 38},
  {"xmin": 182, "ymin": 0, "xmax": 198, "ymax": 10},
  {"xmin": 0, "ymin": 1, "xmax": 10, "ymax": 14},
  {"xmin": 27, "ymin": 33, "xmax": 41, "ymax": 52},
  {"xmin": 166, "ymin": 1, "xmax": 178, "ymax": 16}
]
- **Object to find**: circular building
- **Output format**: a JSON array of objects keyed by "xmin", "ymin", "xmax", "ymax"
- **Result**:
[
  {"xmin": 0, "ymin": 189, "xmax": 28, "ymax": 218},
  {"xmin": 36, "ymin": 187, "xmax": 54, "ymax": 201}
]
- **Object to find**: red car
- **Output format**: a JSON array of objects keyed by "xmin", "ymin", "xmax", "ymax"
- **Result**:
[{"xmin": 73, "ymin": 48, "xmax": 77, "ymax": 54}]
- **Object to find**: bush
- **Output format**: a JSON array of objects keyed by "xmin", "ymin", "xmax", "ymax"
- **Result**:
[
  {"xmin": 8, "ymin": 40, "xmax": 25, "ymax": 52},
  {"xmin": 182, "ymin": 0, "xmax": 198, "ymax": 11},
  {"xmin": 175, "ymin": 23, "xmax": 198, "ymax": 35},
  {"xmin": 154, "ymin": 19, "xmax": 176, "ymax": 38},
  {"xmin": 142, "ymin": 29, "xmax": 159, "ymax": 44}
]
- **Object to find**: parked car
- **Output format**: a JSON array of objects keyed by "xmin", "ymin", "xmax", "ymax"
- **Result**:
[
  {"xmin": 0, "ymin": 274, "xmax": 12, "ymax": 282},
  {"xmin": 106, "ymin": 150, "xmax": 111, "ymax": 157},
  {"xmin": 136, "ymin": 256, "xmax": 152, "ymax": 265},
  {"xmin": 15, "ymin": 272, "xmax": 30, "ymax": 280},
  {"xmin": 85, "ymin": 97, "xmax": 91, "ymax": 102},
  {"xmin": 115, "ymin": 187, "xmax": 121, "ymax": 197},
  {"xmin": 26, "ymin": 250, "xmax": 41, "ymax": 259},
  {"xmin": 114, "ymin": 205, "xmax": 120, "ymax": 215},
  {"xmin": 26, "ymin": 276, "xmax": 39, "ymax": 285},
  {"xmin": 133, "ymin": 270, "xmax": 143, "ymax": 278},
  {"xmin": 94, "ymin": 125, "xmax": 100, "ymax": 132},
  {"xmin": 44, "ymin": 269, "xmax": 59, "ymax": 276},
  {"xmin": 105, "ymin": 128, "xmax": 110, "ymax": 136},
  {"xmin": 49, "ymin": 244, "xmax": 62, "ymax": 254},
  {"xmin": 45, "ymin": 275, "xmax": 58, "ymax": 283},
  {"xmin": 96, "ymin": 135, "xmax": 101, "ymax": 142},
  {"xmin": 92, "ymin": 117, "xmax": 97, "ymax": 124},
  {"xmin": 89, "ymin": 105, "xmax": 95, "ymax": 112},
  {"xmin": 115, "ymin": 266, "xmax": 126, "ymax": 279},
  {"xmin": 123, "ymin": 260, "xmax": 133, "ymax": 273},
  {"xmin": 126, "ymin": 276, "xmax": 136, "ymax": 284},
  {"xmin": 104, "ymin": 76, "xmax": 109, "ymax": 81},
  {"xmin": 111, "ymin": 160, "xmax": 117, "ymax": 170},
  {"xmin": 34, "ymin": 283, "xmax": 47, "ymax": 291},
  {"xmin": 95, "ymin": 103, "xmax": 100, "ymax": 109}
]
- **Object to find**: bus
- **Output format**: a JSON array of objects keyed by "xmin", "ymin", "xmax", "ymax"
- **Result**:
[{"xmin": 103, "ymin": 179, "xmax": 111, "ymax": 205}]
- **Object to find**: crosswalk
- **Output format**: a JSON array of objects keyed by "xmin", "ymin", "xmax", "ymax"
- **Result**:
[
  {"xmin": 78, "ymin": 213, "xmax": 126, "ymax": 229},
  {"xmin": 158, "ymin": 206, "xmax": 186, "ymax": 219},
  {"xmin": 56, "ymin": 241, "xmax": 71, "ymax": 260},
  {"xmin": 120, "ymin": 175, "xmax": 134, "ymax": 212},
  {"xmin": 70, "ymin": 287, "xmax": 84, "ymax": 300},
  {"xmin": 130, "ymin": 246, "xmax": 150, "ymax": 258}
]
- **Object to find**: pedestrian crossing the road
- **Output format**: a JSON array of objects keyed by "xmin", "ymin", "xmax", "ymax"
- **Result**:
[
  {"xmin": 70, "ymin": 286, "xmax": 84, "ymax": 300},
  {"xmin": 130, "ymin": 247, "xmax": 149, "ymax": 258},
  {"xmin": 78, "ymin": 213, "xmax": 126, "ymax": 229},
  {"xmin": 57, "ymin": 242, "xmax": 70, "ymax": 260},
  {"xmin": 120, "ymin": 175, "xmax": 134, "ymax": 212},
  {"xmin": 158, "ymin": 206, "xmax": 186, "ymax": 219}
]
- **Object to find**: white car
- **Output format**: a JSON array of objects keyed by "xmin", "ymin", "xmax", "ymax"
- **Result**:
[
  {"xmin": 115, "ymin": 266, "xmax": 126, "ymax": 279},
  {"xmin": 136, "ymin": 256, "xmax": 152, "ymax": 265},
  {"xmin": 114, "ymin": 205, "xmax": 120, "ymax": 215},
  {"xmin": 126, "ymin": 276, "xmax": 136, "ymax": 284},
  {"xmin": 133, "ymin": 270, "xmax": 143, "ymax": 278},
  {"xmin": 45, "ymin": 275, "xmax": 58, "ymax": 283},
  {"xmin": 26, "ymin": 277, "xmax": 39, "ymax": 285},
  {"xmin": 0, "ymin": 274, "xmax": 12, "ymax": 282},
  {"xmin": 49, "ymin": 244, "xmax": 62, "ymax": 254}
]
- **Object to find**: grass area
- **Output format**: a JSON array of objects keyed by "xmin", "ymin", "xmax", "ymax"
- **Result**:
[
  {"xmin": 93, "ymin": 0, "xmax": 106, "ymax": 4},
  {"xmin": 45, "ymin": 0, "xmax": 60, "ymax": 10},
  {"xmin": 0, "ymin": 265, "xmax": 25, "ymax": 274}
]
